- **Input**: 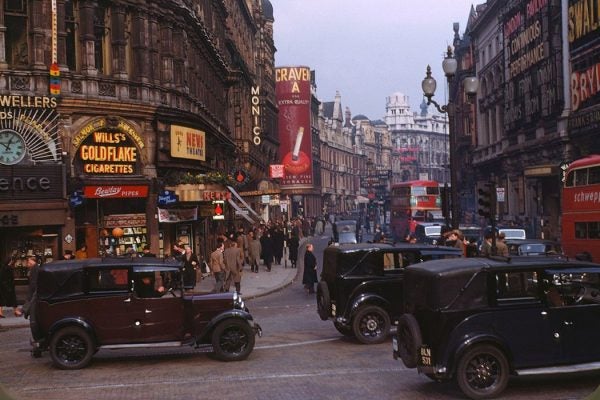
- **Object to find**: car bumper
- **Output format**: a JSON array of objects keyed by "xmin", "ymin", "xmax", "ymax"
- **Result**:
[{"xmin": 253, "ymin": 322, "xmax": 263, "ymax": 338}]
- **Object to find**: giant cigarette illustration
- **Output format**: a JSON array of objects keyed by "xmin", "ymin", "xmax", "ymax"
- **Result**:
[{"xmin": 292, "ymin": 127, "xmax": 304, "ymax": 161}]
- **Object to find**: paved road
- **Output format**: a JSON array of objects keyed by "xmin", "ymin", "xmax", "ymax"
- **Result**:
[{"xmin": 0, "ymin": 230, "xmax": 599, "ymax": 400}]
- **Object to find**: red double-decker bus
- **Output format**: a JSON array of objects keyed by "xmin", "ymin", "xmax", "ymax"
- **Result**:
[
  {"xmin": 562, "ymin": 155, "xmax": 600, "ymax": 262},
  {"xmin": 390, "ymin": 180, "xmax": 442, "ymax": 240}
]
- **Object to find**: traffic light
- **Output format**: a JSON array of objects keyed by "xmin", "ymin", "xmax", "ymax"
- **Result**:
[
  {"xmin": 212, "ymin": 200, "xmax": 225, "ymax": 220},
  {"xmin": 477, "ymin": 183, "xmax": 495, "ymax": 220}
]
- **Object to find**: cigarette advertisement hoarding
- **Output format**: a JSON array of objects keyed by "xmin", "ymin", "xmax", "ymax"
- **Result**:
[{"xmin": 275, "ymin": 66, "xmax": 313, "ymax": 188}]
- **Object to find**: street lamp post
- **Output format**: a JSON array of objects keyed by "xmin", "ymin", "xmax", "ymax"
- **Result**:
[{"xmin": 421, "ymin": 46, "xmax": 478, "ymax": 229}]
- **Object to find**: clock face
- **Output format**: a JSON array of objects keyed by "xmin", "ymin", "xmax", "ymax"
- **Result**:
[{"xmin": 0, "ymin": 130, "xmax": 26, "ymax": 165}]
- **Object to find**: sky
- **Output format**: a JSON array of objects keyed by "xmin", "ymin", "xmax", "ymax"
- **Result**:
[{"xmin": 272, "ymin": 0, "xmax": 477, "ymax": 121}]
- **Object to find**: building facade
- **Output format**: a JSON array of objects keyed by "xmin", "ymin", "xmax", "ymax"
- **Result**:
[
  {"xmin": 465, "ymin": 0, "xmax": 566, "ymax": 239},
  {"xmin": 385, "ymin": 92, "xmax": 450, "ymax": 185},
  {"xmin": 0, "ymin": 0, "xmax": 277, "ymax": 265}
]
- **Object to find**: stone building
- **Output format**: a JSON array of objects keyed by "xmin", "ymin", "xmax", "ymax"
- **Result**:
[
  {"xmin": 318, "ymin": 91, "xmax": 359, "ymax": 214},
  {"xmin": 0, "ymin": 0, "xmax": 277, "ymax": 264},
  {"xmin": 384, "ymin": 92, "xmax": 449, "ymax": 185}
]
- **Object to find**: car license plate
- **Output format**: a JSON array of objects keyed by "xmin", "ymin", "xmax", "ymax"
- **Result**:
[
  {"xmin": 392, "ymin": 336, "xmax": 398, "ymax": 352},
  {"xmin": 419, "ymin": 345, "xmax": 432, "ymax": 366}
]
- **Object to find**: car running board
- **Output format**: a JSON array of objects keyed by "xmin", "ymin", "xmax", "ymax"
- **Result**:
[
  {"xmin": 516, "ymin": 361, "xmax": 600, "ymax": 376},
  {"xmin": 100, "ymin": 341, "xmax": 183, "ymax": 349}
]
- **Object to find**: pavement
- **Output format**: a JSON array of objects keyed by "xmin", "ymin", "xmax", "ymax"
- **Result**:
[{"xmin": 0, "ymin": 242, "xmax": 304, "ymax": 331}]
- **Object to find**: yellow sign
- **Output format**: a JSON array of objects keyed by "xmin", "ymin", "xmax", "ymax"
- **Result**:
[{"xmin": 170, "ymin": 125, "xmax": 206, "ymax": 161}]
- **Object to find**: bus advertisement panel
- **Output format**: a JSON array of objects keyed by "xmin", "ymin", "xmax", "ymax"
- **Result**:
[
  {"xmin": 562, "ymin": 155, "xmax": 600, "ymax": 262},
  {"xmin": 275, "ymin": 66, "xmax": 313, "ymax": 189}
]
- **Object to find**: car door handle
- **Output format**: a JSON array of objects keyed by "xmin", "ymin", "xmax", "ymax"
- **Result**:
[
  {"xmin": 145, "ymin": 309, "xmax": 152, "ymax": 314},
  {"xmin": 124, "ymin": 298, "xmax": 131, "ymax": 303},
  {"xmin": 563, "ymin": 321, "xmax": 573, "ymax": 326}
]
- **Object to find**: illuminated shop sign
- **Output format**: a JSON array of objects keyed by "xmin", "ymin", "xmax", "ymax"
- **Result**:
[
  {"xmin": 73, "ymin": 118, "xmax": 143, "ymax": 175},
  {"xmin": 170, "ymin": 125, "xmax": 206, "ymax": 161},
  {"xmin": 83, "ymin": 185, "xmax": 148, "ymax": 198},
  {"xmin": 251, "ymin": 86, "xmax": 261, "ymax": 145},
  {"xmin": 568, "ymin": 0, "xmax": 600, "ymax": 113}
]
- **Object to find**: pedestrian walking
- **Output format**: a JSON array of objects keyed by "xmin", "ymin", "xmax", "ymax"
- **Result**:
[
  {"xmin": 23, "ymin": 255, "xmax": 40, "ymax": 318},
  {"xmin": 288, "ymin": 234, "xmax": 299, "ymax": 268},
  {"xmin": 210, "ymin": 242, "xmax": 225, "ymax": 293},
  {"xmin": 248, "ymin": 231, "xmax": 262, "ymax": 273},
  {"xmin": 272, "ymin": 226, "xmax": 284, "ymax": 265},
  {"xmin": 302, "ymin": 243, "xmax": 318, "ymax": 294},
  {"xmin": 223, "ymin": 241, "xmax": 244, "ymax": 294},
  {"xmin": 0, "ymin": 257, "xmax": 21, "ymax": 318},
  {"xmin": 260, "ymin": 230, "xmax": 274, "ymax": 272},
  {"xmin": 181, "ymin": 245, "xmax": 200, "ymax": 290}
]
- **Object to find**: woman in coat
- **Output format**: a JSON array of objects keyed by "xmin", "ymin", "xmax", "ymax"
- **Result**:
[
  {"xmin": 260, "ymin": 230, "xmax": 274, "ymax": 272},
  {"xmin": 0, "ymin": 257, "xmax": 21, "ymax": 317},
  {"xmin": 181, "ymin": 245, "xmax": 200, "ymax": 290},
  {"xmin": 288, "ymin": 234, "xmax": 299, "ymax": 268},
  {"xmin": 248, "ymin": 231, "xmax": 262, "ymax": 273},
  {"xmin": 302, "ymin": 243, "xmax": 318, "ymax": 294}
]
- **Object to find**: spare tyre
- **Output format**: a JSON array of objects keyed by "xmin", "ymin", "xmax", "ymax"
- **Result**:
[
  {"xmin": 317, "ymin": 281, "xmax": 331, "ymax": 320},
  {"xmin": 397, "ymin": 314, "xmax": 422, "ymax": 368}
]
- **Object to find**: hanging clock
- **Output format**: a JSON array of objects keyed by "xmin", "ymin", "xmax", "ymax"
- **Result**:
[{"xmin": 0, "ymin": 129, "xmax": 26, "ymax": 165}]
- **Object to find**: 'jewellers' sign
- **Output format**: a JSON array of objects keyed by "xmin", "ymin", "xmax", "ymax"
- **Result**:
[
  {"xmin": 73, "ymin": 118, "xmax": 144, "ymax": 175},
  {"xmin": 0, "ymin": 165, "xmax": 64, "ymax": 200}
]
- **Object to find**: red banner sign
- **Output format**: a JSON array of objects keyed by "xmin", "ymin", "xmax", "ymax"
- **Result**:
[
  {"xmin": 84, "ymin": 185, "xmax": 148, "ymax": 198},
  {"xmin": 276, "ymin": 66, "xmax": 313, "ymax": 188}
]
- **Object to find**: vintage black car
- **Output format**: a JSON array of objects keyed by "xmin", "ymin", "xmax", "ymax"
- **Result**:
[
  {"xmin": 332, "ymin": 220, "xmax": 359, "ymax": 244},
  {"xmin": 393, "ymin": 256, "xmax": 600, "ymax": 399},
  {"xmin": 316, "ymin": 243, "xmax": 462, "ymax": 344},
  {"xmin": 504, "ymin": 238, "xmax": 562, "ymax": 256},
  {"xmin": 29, "ymin": 257, "xmax": 261, "ymax": 369}
]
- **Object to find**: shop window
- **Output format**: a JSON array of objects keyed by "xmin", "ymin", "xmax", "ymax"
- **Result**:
[
  {"xmin": 65, "ymin": 0, "xmax": 79, "ymax": 71},
  {"xmin": 5, "ymin": 1, "xmax": 28, "ymax": 67},
  {"xmin": 93, "ymin": 3, "xmax": 111, "ymax": 75}
]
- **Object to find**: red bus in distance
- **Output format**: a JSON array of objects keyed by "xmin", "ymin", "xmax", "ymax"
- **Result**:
[
  {"xmin": 390, "ymin": 180, "xmax": 442, "ymax": 240},
  {"xmin": 562, "ymin": 154, "xmax": 600, "ymax": 262}
]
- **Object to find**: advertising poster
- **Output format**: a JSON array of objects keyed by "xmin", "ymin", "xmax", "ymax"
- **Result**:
[{"xmin": 275, "ymin": 66, "xmax": 313, "ymax": 188}]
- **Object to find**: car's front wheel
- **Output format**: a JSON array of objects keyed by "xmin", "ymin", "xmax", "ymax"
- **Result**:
[
  {"xmin": 316, "ymin": 282, "xmax": 331, "ymax": 321},
  {"xmin": 352, "ymin": 305, "xmax": 390, "ymax": 344},
  {"xmin": 49, "ymin": 326, "xmax": 95, "ymax": 370},
  {"xmin": 456, "ymin": 344, "xmax": 509, "ymax": 400},
  {"xmin": 211, "ymin": 319, "xmax": 255, "ymax": 361}
]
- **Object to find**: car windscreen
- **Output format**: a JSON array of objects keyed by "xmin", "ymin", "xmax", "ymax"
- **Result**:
[
  {"xmin": 424, "ymin": 226, "xmax": 441, "ymax": 237},
  {"xmin": 500, "ymin": 229, "xmax": 526, "ymax": 239}
]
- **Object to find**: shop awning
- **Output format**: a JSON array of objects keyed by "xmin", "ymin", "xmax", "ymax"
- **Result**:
[
  {"xmin": 355, "ymin": 195, "xmax": 370, "ymax": 204},
  {"xmin": 227, "ymin": 185, "xmax": 263, "ymax": 221},
  {"xmin": 227, "ymin": 199, "xmax": 254, "ymax": 223}
]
